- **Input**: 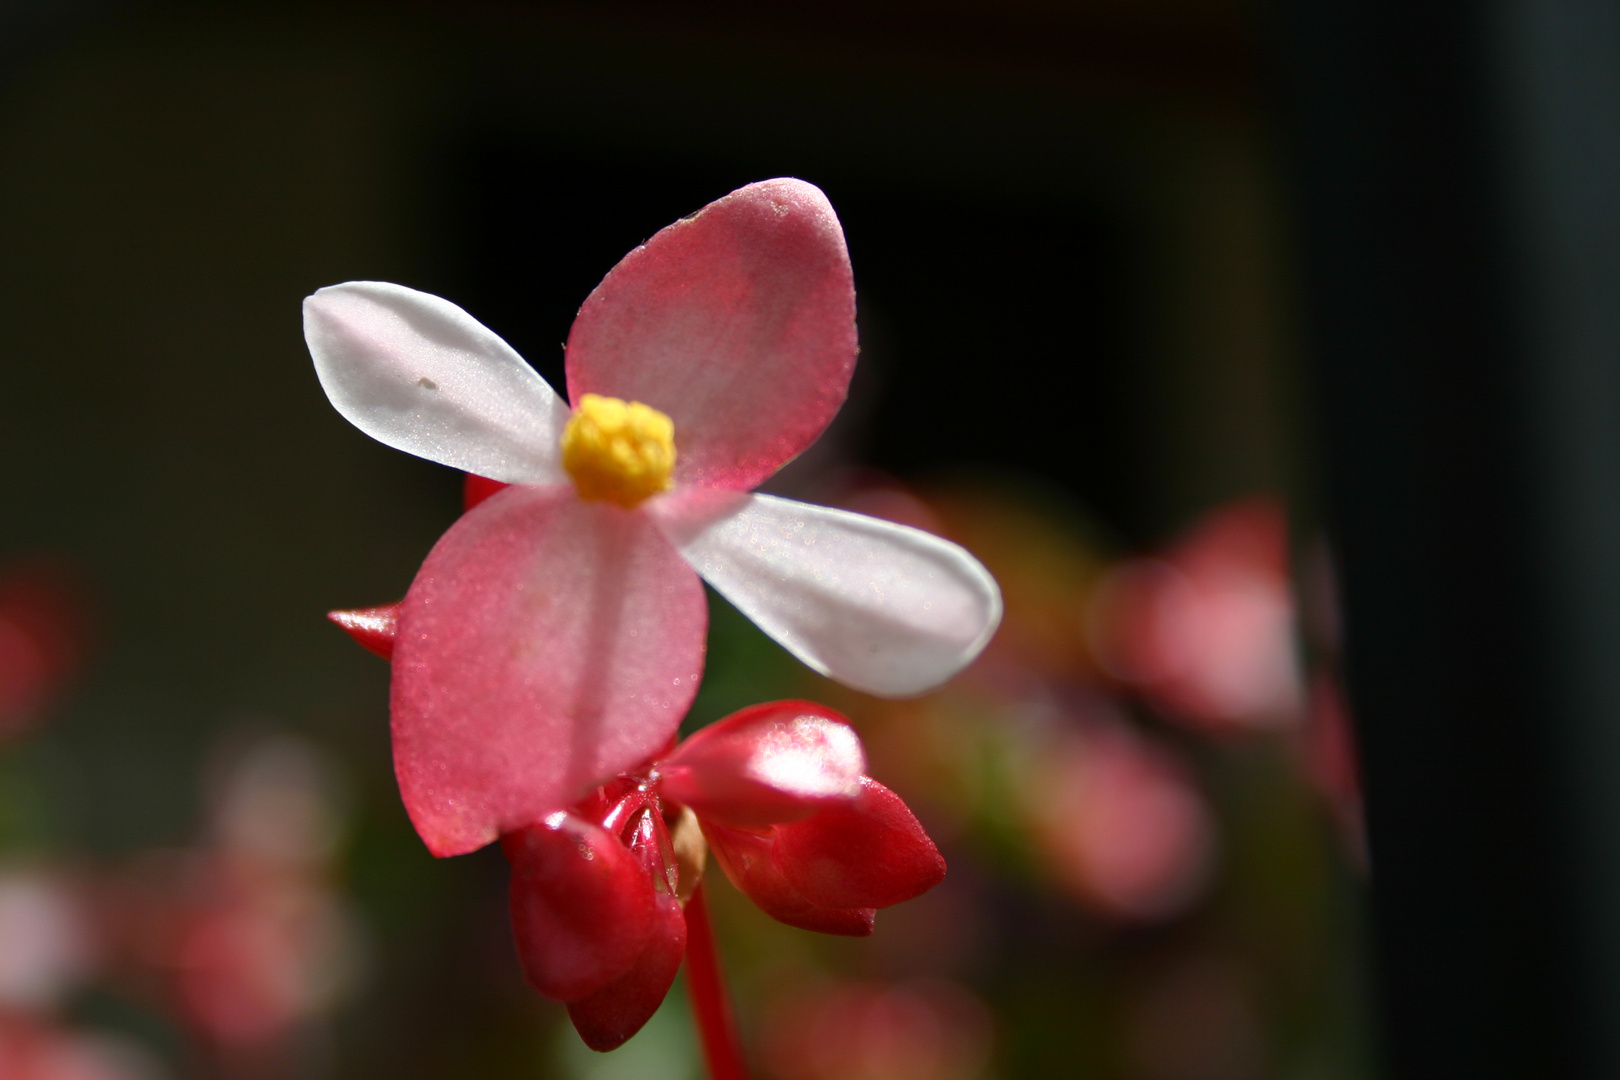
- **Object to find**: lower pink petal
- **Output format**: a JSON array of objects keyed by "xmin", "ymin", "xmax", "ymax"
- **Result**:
[
  {"xmin": 659, "ymin": 701, "xmax": 866, "ymax": 828},
  {"xmin": 703, "ymin": 822, "xmax": 875, "ymax": 937},
  {"xmin": 566, "ymin": 891, "xmax": 687, "ymax": 1051},
  {"xmin": 392, "ymin": 486, "xmax": 707, "ymax": 856},
  {"xmin": 772, "ymin": 777, "xmax": 946, "ymax": 910},
  {"xmin": 504, "ymin": 814, "xmax": 655, "ymax": 1003}
]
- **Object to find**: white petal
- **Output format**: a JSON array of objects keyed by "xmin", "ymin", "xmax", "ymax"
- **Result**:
[
  {"xmin": 304, "ymin": 281, "xmax": 567, "ymax": 483},
  {"xmin": 652, "ymin": 492, "xmax": 1002, "ymax": 697}
]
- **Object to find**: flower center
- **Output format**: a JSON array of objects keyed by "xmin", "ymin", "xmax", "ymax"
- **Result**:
[{"xmin": 560, "ymin": 394, "xmax": 676, "ymax": 508}]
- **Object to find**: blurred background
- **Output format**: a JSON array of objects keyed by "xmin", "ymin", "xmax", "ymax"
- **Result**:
[{"xmin": 3, "ymin": 1, "xmax": 1619, "ymax": 1078}]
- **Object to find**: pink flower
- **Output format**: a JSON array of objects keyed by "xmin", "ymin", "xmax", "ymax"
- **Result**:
[
  {"xmin": 304, "ymin": 180, "xmax": 1001, "ymax": 858},
  {"xmin": 500, "ymin": 699, "xmax": 945, "ymax": 1050},
  {"xmin": 1093, "ymin": 498, "xmax": 1302, "ymax": 733},
  {"xmin": 1024, "ymin": 719, "xmax": 1216, "ymax": 921},
  {"xmin": 0, "ymin": 558, "xmax": 93, "ymax": 740},
  {"xmin": 759, "ymin": 978, "xmax": 993, "ymax": 1080},
  {"xmin": 0, "ymin": 1020, "xmax": 153, "ymax": 1080}
]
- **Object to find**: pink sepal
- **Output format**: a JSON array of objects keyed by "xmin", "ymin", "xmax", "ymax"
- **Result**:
[
  {"xmin": 327, "ymin": 603, "xmax": 401, "ymax": 660},
  {"xmin": 566, "ymin": 179, "xmax": 857, "ymax": 492},
  {"xmin": 773, "ymin": 777, "xmax": 946, "ymax": 910},
  {"xmin": 659, "ymin": 701, "xmax": 866, "ymax": 828},
  {"xmin": 702, "ymin": 822, "xmax": 874, "ymax": 937},
  {"xmin": 503, "ymin": 814, "xmax": 654, "ymax": 1003},
  {"xmin": 566, "ymin": 891, "xmax": 688, "ymax": 1051},
  {"xmin": 392, "ymin": 487, "xmax": 706, "ymax": 856}
]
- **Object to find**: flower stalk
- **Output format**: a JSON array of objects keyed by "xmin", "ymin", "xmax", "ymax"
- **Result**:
[{"xmin": 683, "ymin": 883, "xmax": 748, "ymax": 1080}]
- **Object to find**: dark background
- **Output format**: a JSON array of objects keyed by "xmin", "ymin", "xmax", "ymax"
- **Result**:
[{"xmin": 8, "ymin": 1, "xmax": 1620, "ymax": 1078}]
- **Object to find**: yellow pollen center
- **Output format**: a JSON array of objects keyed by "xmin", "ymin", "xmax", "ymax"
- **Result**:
[{"xmin": 561, "ymin": 394, "xmax": 677, "ymax": 508}]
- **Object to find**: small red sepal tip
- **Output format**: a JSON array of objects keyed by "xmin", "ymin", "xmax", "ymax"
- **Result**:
[
  {"xmin": 463, "ymin": 473, "xmax": 510, "ymax": 511},
  {"xmin": 327, "ymin": 603, "xmax": 402, "ymax": 660}
]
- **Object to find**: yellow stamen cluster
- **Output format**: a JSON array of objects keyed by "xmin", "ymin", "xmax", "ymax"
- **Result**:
[{"xmin": 561, "ymin": 393, "xmax": 677, "ymax": 508}]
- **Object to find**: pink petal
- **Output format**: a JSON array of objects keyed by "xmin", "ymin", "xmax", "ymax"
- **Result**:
[
  {"xmin": 503, "ymin": 814, "xmax": 654, "ymax": 1003},
  {"xmin": 566, "ymin": 179, "xmax": 857, "ymax": 492},
  {"xmin": 327, "ymin": 603, "xmax": 400, "ymax": 660},
  {"xmin": 392, "ymin": 486, "xmax": 707, "ymax": 857},
  {"xmin": 702, "ymin": 822, "xmax": 875, "ymax": 937},
  {"xmin": 1029, "ymin": 726, "xmax": 1216, "ymax": 921},
  {"xmin": 772, "ymin": 777, "xmax": 946, "ymax": 910},
  {"xmin": 566, "ymin": 891, "xmax": 687, "ymax": 1051},
  {"xmin": 659, "ymin": 701, "xmax": 866, "ymax": 828}
]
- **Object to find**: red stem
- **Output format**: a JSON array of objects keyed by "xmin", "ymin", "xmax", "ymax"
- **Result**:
[{"xmin": 684, "ymin": 882, "xmax": 749, "ymax": 1080}]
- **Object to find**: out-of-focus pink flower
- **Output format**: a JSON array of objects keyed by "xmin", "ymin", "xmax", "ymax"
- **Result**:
[
  {"xmin": 1093, "ymin": 499, "xmax": 1302, "ymax": 733},
  {"xmin": 1024, "ymin": 719, "xmax": 1216, "ymax": 921},
  {"xmin": 758, "ymin": 979, "xmax": 992, "ymax": 1080},
  {"xmin": 1302, "ymin": 674, "xmax": 1366, "ymax": 868},
  {"xmin": 174, "ymin": 877, "xmax": 355, "ymax": 1050},
  {"xmin": 129, "ymin": 737, "xmax": 361, "ymax": 1055},
  {"xmin": 0, "ymin": 559, "xmax": 93, "ymax": 739},
  {"xmin": 501, "ymin": 700, "xmax": 944, "ymax": 1052},
  {"xmin": 0, "ymin": 870, "xmax": 97, "ymax": 1013},
  {"xmin": 307, "ymin": 180, "xmax": 1001, "ymax": 858},
  {"xmin": 0, "ymin": 1021, "xmax": 158, "ymax": 1080}
]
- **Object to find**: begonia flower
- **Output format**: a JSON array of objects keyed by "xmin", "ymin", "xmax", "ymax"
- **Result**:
[
  {"xmin": 1302, "ymin": 672, "xmax": 1367, "ymax": 867},
  {"xmin": 0, "ymin": 870, "xmax": 96, "ymax": 1014},
  {"xmin": 500, "ymin": 699, "xmax": 945, "ymax": 1051},
  {"xmin": 0, "ymin": 1019, "xmax": 153, "ymax": 1080},
  {"xmin": 305, "ymin": 179, "xmax": 1002, "ymax": 858},
  {"xmin": 759, "ymin": 978, "xmax": 993, "ymax": 1080},
  {"xmin": 170, "ymin": 737, "xmax": 361, "ymax": 1053},
  {"xmin": 108, "ymin": 736, "xmax": 362, "ymax": 1062},
  {"xmin": 1091, "ymin": 498, "xmax": 1302, "ymax": 733},
  {"xmin": 1023, "ymin": 719, "xmax": 1216, "ymax": 921},
  {"xmin": 0, "ymin": 558, "xmax": 93, "ymax": 740}
]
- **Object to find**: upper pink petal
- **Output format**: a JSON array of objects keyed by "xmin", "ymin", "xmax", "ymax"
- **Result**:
[
  {"xmin": 659, "ymin": 700, "xmax": 866, "ymax": 828},
  {"xmin": 772, "ymin": 777, "xmax": 946, "ymax": 910},
  {"xmin": 565, "ymin": 179, "xmax": 857, "ymax": 492},
  {"xmin": 391, "ymin": 486, "xmax": 707, "ymax": 857}
]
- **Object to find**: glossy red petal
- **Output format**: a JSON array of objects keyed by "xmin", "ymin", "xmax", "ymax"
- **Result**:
[
  {"xmin": 327, "ymin": 603, "xmax": 401, "ymax": 660},
  {"xmin": 566, "ymin": 179, "xmax": 857, "ymax": 492},
  {"xmin": 503, "ymin": 814, "xmax": 655, "ymax": 1003},
  {"xmin": 566, "ymin": 890, "xmax": 687, "ymax": 1051},
  {"xmin": 392, "ymin": 486, "xmax": 707, "ymax": 856},
  {"xmin": 772, "ymin": 777, "xmax": 946, "ymax": 910},
  {"xmin": 660, "ymin": 701, "xmax": 866, "ymax": 828},
  {"xmin": 463, "ymin": 473, "xmax": 510, "ymax": 511},
  {"xmin": 703, "ymin": 822, "xmax": 874, "ymax": 937}
]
